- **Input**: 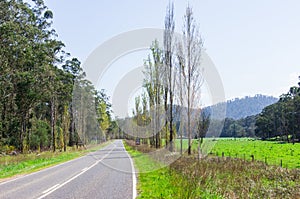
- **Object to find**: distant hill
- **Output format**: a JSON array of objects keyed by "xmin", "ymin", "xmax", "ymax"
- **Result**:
[
  {"xmin": 169, "ymin": 94, "xmax": 278, "ymax": 138},
  {"xmin": 206, "ymin": 94, "xmax": 278, "ymax": 120}
]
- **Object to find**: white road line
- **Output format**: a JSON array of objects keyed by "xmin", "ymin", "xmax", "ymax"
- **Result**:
[
  {"xmin": 122, "ymin": 141, "xmax": 137, "ymax": 199},
  {"xmin": 37, "ymin": 144, "xmax": 116, "ymax": 199},
  {"xmin": 42, "ymin": 184, "xmax": 60, "ymax": 194},
  {"xmin": 81, "ymin": 167, "xmax": 88, "ymax": 172}
]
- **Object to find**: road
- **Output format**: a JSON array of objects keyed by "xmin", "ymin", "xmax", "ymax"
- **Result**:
[{"xmin": 0, "ymin": 140, "xmax": 136, "ymax": 199}]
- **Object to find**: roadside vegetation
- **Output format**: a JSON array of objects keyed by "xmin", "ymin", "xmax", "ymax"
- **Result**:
[
  {"xmin": 125, "ymin": 140, "xmax": 300, "ymax": 199},
  {"xmin": 0, "ymin": 142, "xmax": 110, "ymax": 180},
  {"xmin": 124, "ymin": 141, "xmax": 175, "ymax": 198}
]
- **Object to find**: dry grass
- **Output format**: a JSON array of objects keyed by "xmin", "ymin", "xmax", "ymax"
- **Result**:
[{"xmin": 170, "ymin": 155, "xmax": 300, "ymax": 199}]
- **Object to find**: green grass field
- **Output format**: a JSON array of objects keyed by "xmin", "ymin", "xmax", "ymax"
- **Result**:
[
  {"xmin": 209, "ymin": 138, "xmax": 300, "ymax": 169},
  {"xmin": 176, "ymin": 138, "xmax": 300, "ymax": 169}
]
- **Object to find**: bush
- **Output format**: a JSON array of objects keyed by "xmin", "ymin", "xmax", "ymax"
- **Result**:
[
  {"xmin": 0, "ymin": 145, "xmax": 16, "ymax": 154},
  {"xmin": 29, "ymin": 119, "xmax": 50, "ymax": 151}
]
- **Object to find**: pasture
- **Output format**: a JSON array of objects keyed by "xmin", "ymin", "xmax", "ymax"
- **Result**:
[{"xmin": 177, "ymin": 138, "xmax": 300, "ymax": 169}]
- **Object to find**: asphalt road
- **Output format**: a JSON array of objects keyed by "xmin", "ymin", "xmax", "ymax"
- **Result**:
[{"xmin": 0, "ymin": 140, "xmax": 136, "ymax": 199}]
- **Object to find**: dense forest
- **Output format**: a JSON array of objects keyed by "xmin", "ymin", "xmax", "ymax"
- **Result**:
[
  {"xmin": 255, "ymin": 80, "xmax": 300, "ymax": 142},
  {"xmin": 0, "ymin": 0, "xmax": 116, "ymax": 153}
]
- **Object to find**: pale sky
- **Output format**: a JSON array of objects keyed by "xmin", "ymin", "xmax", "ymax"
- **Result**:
[{"xmin": 44, "ymin": 0, "xmax": 299, "ymax": 101}]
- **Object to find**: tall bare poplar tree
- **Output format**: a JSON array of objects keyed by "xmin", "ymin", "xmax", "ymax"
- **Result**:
[
  {"xmin": 164, "ymin": 2, "xmax": 176, "ymax": 151},
  {"xmin": 177, "ymin": 5, "xmax": 204, "ymax": 155}
]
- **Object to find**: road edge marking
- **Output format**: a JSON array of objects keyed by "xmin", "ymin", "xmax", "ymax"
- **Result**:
[
  {"xmin": 42, "ymin": 184, "xmax": 60, "ymax": 194},
  {"xmin": 122, "ymin": 140, "xmax": 137, "ymax": 199}
]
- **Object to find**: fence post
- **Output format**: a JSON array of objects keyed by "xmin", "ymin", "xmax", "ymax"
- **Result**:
[
  {"xmin": 222, "ymin": 152, "xmax": 224, "ymax": 158},
  {"xmin": 251, "ymin": 155, "xmax": 254, "ymax": 162},
  {"xmin": 280, "ymin": 159, "xmax": 283, "ymax": 167},
  {"xmin": 265, "ymin": 157, "xmax": 267, "ymax": 165}
]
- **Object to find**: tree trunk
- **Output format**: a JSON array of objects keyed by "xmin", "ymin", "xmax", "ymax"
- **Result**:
[
  {"xmin": 20, "ymin": 114, "xmax": 27, "ymax": 152},
  {"xmin": 169, "ymin": 89, "xmax": 174, "ymax": 151},
  {"xmin": 69, "ymin": 103, "xmax": 75, "ymax": 146},
  {"xmin": 51, "ymin": 97, "xmax": 56, "ymax": 152},
  {"xmin": 198, "ymin": 137, "xmax": 203, "ymax": 161},
  {"xmin": 164, "ymin": 88, "xmax": 168, "ymax": 148}
]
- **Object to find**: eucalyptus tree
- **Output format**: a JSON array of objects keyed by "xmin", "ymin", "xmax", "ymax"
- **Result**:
[
  {"xmin": 95, "ymin": 89, "xmax": 112, "ymax": 141},
  {"xmin": 62, "ymin": 58, "xmax": 82, "ymax": 146}
]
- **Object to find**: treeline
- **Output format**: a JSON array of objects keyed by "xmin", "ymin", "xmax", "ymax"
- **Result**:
[
  {"xmin": 0, "ymin": 0, "xmax": 114, "ymax": 153},
  {"xmin": 219, "ymin": 115, "xmax": 256, "ymax": 138},
  {"xmin": 255, "ymin": 78, "xmax": 300, "ymax": 142}
]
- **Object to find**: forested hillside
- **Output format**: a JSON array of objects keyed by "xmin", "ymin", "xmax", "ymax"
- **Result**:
[
  {"xmin": 167, "ymin": 95, "xmax": 277, "ymax": 138},
  {"xmin": 206, "ymin": 95, "xmax": 278, "ymax": 120}
]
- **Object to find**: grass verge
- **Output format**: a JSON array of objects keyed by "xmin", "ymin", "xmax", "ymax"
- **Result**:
[
  {"xmin": 124, "ymin": 141, "xmax": 175, "ymax": 198},
  {"xmin": 125, "ymin": 140, "xmax": 300, "ymax": 198},
  {"xmin": 124, "ymin": 140, "xmax": 220, "ymax": 198},
  {"xmin": 0, "ymin": 141, "xmax": 111, "ymax": 180}
]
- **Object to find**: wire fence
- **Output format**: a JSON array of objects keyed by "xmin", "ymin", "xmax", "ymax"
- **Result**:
[{"xmin": 205, "ymin": 150, "xmax": 300, "ymax": 169}]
